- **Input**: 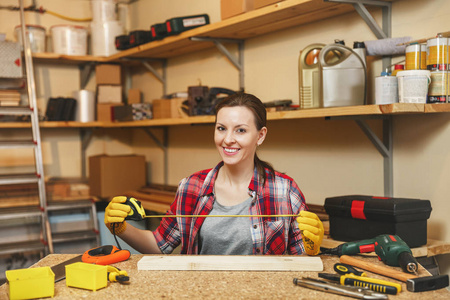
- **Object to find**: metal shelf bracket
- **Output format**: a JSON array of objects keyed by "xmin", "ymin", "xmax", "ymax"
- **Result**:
[
  {"xmin": 123, "ymin": 58, "xmax": 168, "ymax": 95},
  {"xmin": 324, "ymin": 0, "xmax": 392, "ymax": 70},
  {"xmin": 190, "ymin": 37, "xmax": 245, "ymax": 91},
  {"xmin": 328, "ymin": 115, "xmax": 393, "ymax": 197},
  {"xmin": 143, "ymin": 127, "xmax": 169, "ymax": 185},
  {"xmin": 79, "ymin": 63, "xmax": 96, "ymax": 90}
]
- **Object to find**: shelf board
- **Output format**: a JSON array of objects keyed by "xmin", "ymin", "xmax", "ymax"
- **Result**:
[
  {"xmin": 107, "ymin": 0, "xmax": 358, "ymax": 60},
  {"xmin": 32, "ymin": 52, "xmax": 109, "ymax": 64},
  {"xmin": 1, "ymin": 103, "xmax": 449, "ymax": 129}
]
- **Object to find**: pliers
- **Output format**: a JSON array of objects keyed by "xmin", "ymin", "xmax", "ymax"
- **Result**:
[{"xmin": 294, "ymin": 277, "xmax": 388, "ymax": 300}]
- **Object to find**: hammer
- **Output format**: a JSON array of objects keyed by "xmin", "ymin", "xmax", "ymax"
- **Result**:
[{"xmin": 340, "ymin": 255, "xmax": 449, "ymax": 292}]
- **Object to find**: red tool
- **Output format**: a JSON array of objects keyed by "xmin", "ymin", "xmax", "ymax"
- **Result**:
[{"xmin": 82, "ymin": 245, "xmax": 130, "ymax": 265}]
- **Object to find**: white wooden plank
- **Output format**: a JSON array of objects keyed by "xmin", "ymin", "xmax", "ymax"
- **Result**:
[{"xmin": 137, "ymin": 255, "xmax": 323, "ymax": 272}]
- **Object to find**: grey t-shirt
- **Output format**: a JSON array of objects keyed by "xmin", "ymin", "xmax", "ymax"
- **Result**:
[{"xmin": 199, "ymin": 197, "xmax": 253, "ymax": 255}]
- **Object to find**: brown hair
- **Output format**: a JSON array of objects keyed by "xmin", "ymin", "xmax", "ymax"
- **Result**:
[{"xmin": 215, "ymin": 92, "xmax": 275, "ymax": 184}]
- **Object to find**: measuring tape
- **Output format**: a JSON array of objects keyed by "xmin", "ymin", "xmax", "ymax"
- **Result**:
[{"xmin": 124, "ymin": 198, "xmax": 299, "ymax": 221}]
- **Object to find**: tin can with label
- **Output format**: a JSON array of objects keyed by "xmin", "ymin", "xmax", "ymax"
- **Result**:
[
  {"xmin": 375, "ymin": 74, "xmax": 398, "ymax": 104},
  {"xmin": 428, "ymin": 71, "xmax": 448, "ymax": 103},
  {"xmin": 426, "ymin": 37, "xmax": 448, "ymax": 71},
  {"xmin": 406, "ymin": 44, "xmax": 426, "ymax": 70}
]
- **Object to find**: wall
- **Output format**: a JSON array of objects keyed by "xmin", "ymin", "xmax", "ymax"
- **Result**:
[{"xmin": 0, "ymin": 0, "xmax": 449, "ymax": 278}]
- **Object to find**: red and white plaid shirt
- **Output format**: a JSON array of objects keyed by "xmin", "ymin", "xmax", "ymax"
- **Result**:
[{"xmin": 153, "ymin": 161, "xmax": 307, "ymax": 254}]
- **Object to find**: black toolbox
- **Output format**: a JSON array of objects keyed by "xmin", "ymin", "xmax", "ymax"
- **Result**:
[{"xmin": 324, "ymin": 195, "xmax": 432, "ymax": 248}]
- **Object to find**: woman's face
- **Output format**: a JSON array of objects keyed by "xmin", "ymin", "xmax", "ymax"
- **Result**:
[{"xmin": 214, "ymin": 106, "xmax": 267, "ymax": 168}]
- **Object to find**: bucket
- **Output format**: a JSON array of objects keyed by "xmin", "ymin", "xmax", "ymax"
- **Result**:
[
  {"xmin": 90, "ymin": 20, "xmax": 123, "ymax": 56},
  {"xmin": 51, "ymin": 25, "xmax": 88, "ymax": 55},
  {"xmin": 91, "ymin": 0, "xmax": 117, "ymax": 22},
  {"xmin": 375, "ymin": 74, "xmax": 398, "ymax": 105},
  {"xmin": 396, "ymin": 70, "xmax": 431, "ymax": 103},
  {"xmin": 73, "ymin": 90, "xmax": 95, "ymax": 122},
  {"xmin": 14, "ymin": 24, "xmax": 46, "ymax": 53}
]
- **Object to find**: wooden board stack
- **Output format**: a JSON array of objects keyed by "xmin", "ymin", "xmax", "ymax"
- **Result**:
[{"xmin": 0, "ymin": 90, "xmax": 21, "ymax": 106}]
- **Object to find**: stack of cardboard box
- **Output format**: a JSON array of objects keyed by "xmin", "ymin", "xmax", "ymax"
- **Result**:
[{"xmin": 96, "ymin": 64, "xmax": 123, "ymax": 122}]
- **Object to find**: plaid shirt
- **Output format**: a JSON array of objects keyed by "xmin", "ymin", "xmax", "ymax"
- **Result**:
[{"xmin": 153, "ymin": 161, "xmax": 307, "ymax": 255}]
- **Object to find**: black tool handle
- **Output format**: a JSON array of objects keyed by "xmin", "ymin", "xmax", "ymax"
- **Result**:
[{"xmin": 334, "ymin": 263, "xmax": 365, "ymax": 276}]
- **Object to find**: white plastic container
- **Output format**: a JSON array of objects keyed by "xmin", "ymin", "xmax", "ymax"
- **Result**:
[
  {"xmin": 14, "ymin": 24, "xmax": 46, "ymax": 53},
  {"xmin": 375, "ymin": 73, "xmax": 398, "ymax": 104},
  {"xmin": 51, "ymin": 25, "xmax": 88, "ymax": 56},
  {"xmin": 73, "ymin": 90, "xmax": 95, "ymax": 122},
  {"xmin": 319, "ymin": 43, "xmax": 366, "ymax": 107},
  {"xmin": 90, "ymin": 20, "xmax": 123, "ymax": 56},
  {"xmin": 91, "ymin": 0, "xmax": 117, "ymax": 22},
  {"xmin": 396, "ymin": 70, "xmax": 431, "ymax": 103}
]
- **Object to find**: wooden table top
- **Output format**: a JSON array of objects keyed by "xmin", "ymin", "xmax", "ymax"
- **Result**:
[{"xmin": 1, "ymin": 254, "xmax": 449, "ymax": 299}]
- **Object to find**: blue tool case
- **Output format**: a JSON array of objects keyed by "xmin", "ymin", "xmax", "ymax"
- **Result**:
[{"xmin": 324, "ymin": 195, "xmax": 432, "ymax": 248}]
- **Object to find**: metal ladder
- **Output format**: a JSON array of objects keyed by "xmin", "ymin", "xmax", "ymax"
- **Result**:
[{"xmin": 0, "ymin": 0, "xmax": 53, "ymax": 256}]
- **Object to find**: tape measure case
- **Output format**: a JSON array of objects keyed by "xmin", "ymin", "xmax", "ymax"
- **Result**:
[{"xmin": 324, "ymin": 195, "xmax": 432, "ymax": 248}]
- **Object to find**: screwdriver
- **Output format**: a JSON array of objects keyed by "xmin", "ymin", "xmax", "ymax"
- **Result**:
[{"xmin": 318, "ymin": 273, "xmax": 401, "ymax": 295}]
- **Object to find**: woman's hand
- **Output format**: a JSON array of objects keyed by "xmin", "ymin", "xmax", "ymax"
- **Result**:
[
  {"xmin": 297, "ymin": 211, "xmax": 324, "ymax": 256},
  {"xmin": 104, "ymin": 196, "xmax": 131, "ymax": 234}
]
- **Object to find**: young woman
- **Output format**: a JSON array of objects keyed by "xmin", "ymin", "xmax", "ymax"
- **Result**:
[{"xmin": 104, "ymin": 92, "xmax": 323, "ymax": 255}]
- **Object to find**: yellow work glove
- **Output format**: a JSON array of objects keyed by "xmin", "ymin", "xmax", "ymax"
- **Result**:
[
  {"xmin": 104, "ymin": 196, "xmax": 131, "ymax": 235},
  {"xmin": 297, "ymin": 211, "xmax": 324, "ymax": 256}
]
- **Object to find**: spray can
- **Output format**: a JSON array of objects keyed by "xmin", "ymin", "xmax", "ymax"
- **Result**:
[{"xmin": 375, "ymin": 71, "xmax": 398, "ymax": 105}]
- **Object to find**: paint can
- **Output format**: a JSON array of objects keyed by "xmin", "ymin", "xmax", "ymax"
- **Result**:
[
  {"xmin": 51, "ymin": 25, "xmax": 88, "ymax": 56},
  {"xmin": 405, "ymin": 44, "xmax": 426, "ymax": 70},
  {"xmin": 397, "ymin": 70, "xmax": 431, "ymax": 103},
  {"xmin": 428, "ymin": 71, "xmax": 448, "ymax": 103},
  {"xmin": 14, "ymin": 24, "xmax": 46, "ymax": 53},
  {"xmin": 426, "ymin": 37, "xmax": 448, "ymax": 71},
  {"xmin": 375, "ymin": 73, "xmax": 398, "ymax": 104}
]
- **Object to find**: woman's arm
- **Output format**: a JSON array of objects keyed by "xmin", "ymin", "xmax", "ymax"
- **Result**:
[{"xmin": 117, "ymin": 223, "xmax": 162, "ymax": 254}]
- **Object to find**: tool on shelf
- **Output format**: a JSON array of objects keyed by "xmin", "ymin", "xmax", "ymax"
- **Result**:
[
  {"xmin": 318, "ymin": 272, "xmax": 400, "ymax": 295},
  {"xmin": 340, "ymin": 255, "xmax": 449, "ymax": 293},
  {"xmin": 321, "ymin": 234, "xmax": 418, "ymax": 274},
  {"xmin": 293, "ymin": 277, "xmax": 388, "ymax": 300}
]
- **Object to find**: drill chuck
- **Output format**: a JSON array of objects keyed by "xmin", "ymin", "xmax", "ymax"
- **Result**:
[{"xmin": 398, "ymin": 251, "xmax": 418, "ymax": 274}]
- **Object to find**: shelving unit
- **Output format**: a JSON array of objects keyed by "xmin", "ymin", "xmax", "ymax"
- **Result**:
[{"xmin": 2, "ymin": 0, "xmax": 445, "ymax": 196}]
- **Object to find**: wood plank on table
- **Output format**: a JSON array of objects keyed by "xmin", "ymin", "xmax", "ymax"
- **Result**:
[{"xmin": 138, "ymin": 255, "xmax": 323, "ymax": 271}]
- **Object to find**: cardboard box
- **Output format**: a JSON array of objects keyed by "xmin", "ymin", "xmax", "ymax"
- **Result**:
[
  {"xmin": 128, "ymin": 89, "xmax": 141, "ymax": 104},
  {"xmin": 97, "ymin": 85, "xmax": 122, "ymax": 104},
  {"xmin": 221, "ymin": 0, "xmax": 254, "ymax": 20},
  {"xmin": 254, "ymin": 0, "xmax": 281, "ymax": 9},
  {"xmin": 89, "ymin": 154, "xmax": 146, "ymax": 198},
  {"xmin": 95, "ymin": 64, "xmax": 121, "ymax": 85},
  {"xmin": 152, "ymin": 98, "xmax": 186, "ymax": 119},
  {"xmin": 97, "ymin": 103, "xmax": 123, "ymax": 122}
]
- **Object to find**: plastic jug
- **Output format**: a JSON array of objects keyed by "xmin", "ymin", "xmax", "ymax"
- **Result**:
[
  {"xmin": 319, "ymin": 42, "xmax": 366, "ymax": 107},
  {"xmin": 298, "ymin": 43, "xmax": 325, "ymax": 109}
]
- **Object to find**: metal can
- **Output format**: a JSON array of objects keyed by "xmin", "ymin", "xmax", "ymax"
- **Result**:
[
  {"xmin": 426, "ymin": 37, "xmax": 448, "ymax": 71},
  {"xmin": 428, "ymin": 71, "xmax": 448, "ymax": 103},
  {"xmin": 406, "ymin": 44, "xmax": 426, "ymax": 70},
  {"xmin": 375, "ymin": 75, "xmax": 398, "ymax": 104}
]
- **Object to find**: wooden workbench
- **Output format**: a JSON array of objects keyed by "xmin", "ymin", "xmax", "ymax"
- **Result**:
[{"xmin": 1, "ymin": 254, "xmax": 449, "ymax": 299}]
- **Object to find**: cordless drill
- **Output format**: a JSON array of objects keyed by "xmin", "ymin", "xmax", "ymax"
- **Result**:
[{"xmin": 321, "ymin": 234, "xmax": 418, "ymax": 274}]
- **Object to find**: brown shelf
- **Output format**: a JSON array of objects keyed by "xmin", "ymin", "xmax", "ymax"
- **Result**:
[
  {"xmin": 107, "ymin": 0, "xmax": 358, "ymax": 60},
  {"xmin": 1, "ymin": 103, "xmax": 449, "ymax": 129}
]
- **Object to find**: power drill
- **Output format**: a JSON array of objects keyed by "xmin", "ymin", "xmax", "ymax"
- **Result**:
[{"xmin": 321, "ymin": 234, "xmax": 418, "ymax": 274}]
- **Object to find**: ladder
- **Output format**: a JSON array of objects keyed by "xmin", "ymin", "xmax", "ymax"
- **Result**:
[{"xmin": 0, "ymin": 0, "xmax": 53, "ymax": 256}]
